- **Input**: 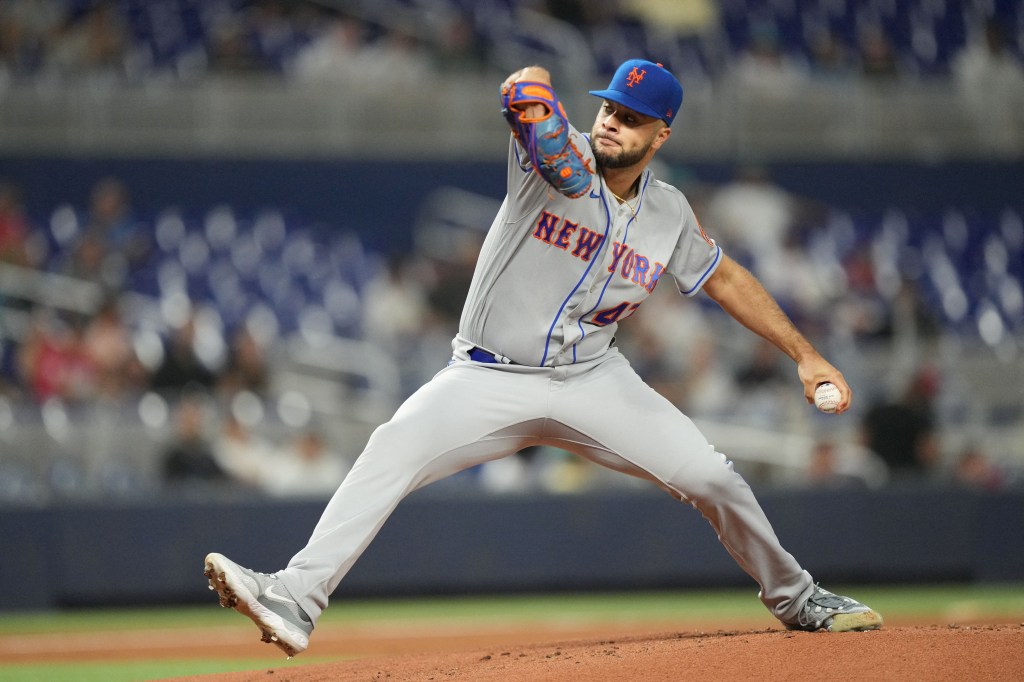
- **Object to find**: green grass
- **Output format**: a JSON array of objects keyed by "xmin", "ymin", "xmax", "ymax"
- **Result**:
[
  {"xmin": 0, "ymin": 589, "xmax": 770, "ymax": 637},
  {"xmin": 0, "ymin": 659, "xmax": 273, "ymax": 682},
  {"xmin": 1, "ymin": 584, "xmax": 1022, "ymax": 682},
  {"xmin": 0, "ymin": 606, "xmax": 227, "ymax": 635},
  {"xmin": 299, "ymin": 583, "xmax": 1024, "ymax": 625},
  {"xmin": 849, "ymin": 583, "xmax": 1024, "ymax": 622}
]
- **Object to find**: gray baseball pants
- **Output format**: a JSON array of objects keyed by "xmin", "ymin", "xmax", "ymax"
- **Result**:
[{"xmin": 276, "ymin": 350, "xmax": 814, "ymax": 626}]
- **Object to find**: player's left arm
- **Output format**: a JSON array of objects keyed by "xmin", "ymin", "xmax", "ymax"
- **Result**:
[
  {"xmin": 500, "ymin": 66, "xmax": 593, "ymax": 198},
  {"xmin": 701, "ymin": 254, "xmax": 853, "ymax": 413}
]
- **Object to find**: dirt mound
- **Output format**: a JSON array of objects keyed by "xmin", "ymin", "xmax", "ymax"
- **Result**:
[{"xmin": 172, "ymin": 624, "xmax": 1024, "ymax": 682}]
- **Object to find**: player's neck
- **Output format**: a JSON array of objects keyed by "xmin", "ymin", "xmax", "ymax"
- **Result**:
[{"xmin": 603, "ymin": 168, "xmax": 642, "ymax": 203}]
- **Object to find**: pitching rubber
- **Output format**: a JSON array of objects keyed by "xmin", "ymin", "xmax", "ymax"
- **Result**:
[{"xmin": 203, "ymin": 552, "xmax": 309, "ymax": 657}]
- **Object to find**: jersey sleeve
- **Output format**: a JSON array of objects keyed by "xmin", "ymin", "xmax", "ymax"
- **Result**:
[
  {"xmin": 509, "ymin": 133, "xmax": 534, "ymax": 175},
  {"xmin": 504, "ymin": 126, "xmax": 595, "ymax": 218},
  {"xmin": 505, "ymin": 135, "xmax": 548, "ymax": 211},
  {"xmin": 667, "ymin": 195, "xmax": 723, "ymax": 297},
  {"xmin": 507, "ymin": 120, "xmax": 593, "ymax": 172}
]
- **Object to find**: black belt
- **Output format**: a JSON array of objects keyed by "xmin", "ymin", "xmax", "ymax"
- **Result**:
[{"xmin": 469, "ymin": 347, "xmax": 515, "ymax": 364}]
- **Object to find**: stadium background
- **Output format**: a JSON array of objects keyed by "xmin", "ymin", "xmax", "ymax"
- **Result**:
[{"xmin": 1, "ymin": 0, "xmax": 1023, "ymax": 623}]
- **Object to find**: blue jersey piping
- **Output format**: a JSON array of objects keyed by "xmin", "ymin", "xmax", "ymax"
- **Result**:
[
  {"xmin": 539, "ymin": 148, "xmax": 611, "ymax": 366},
  {"xmin": 681, "ymin": 244, "xmax": 722, "ymax": 295},
  {"xmin": 573, "ymin": 173, "xmax": 649, "ymax": 359}
]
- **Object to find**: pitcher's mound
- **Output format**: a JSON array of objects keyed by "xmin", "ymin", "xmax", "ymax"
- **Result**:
[{"xmin": 179, "ymin": 624, "xmax": 1024, "ymax": 681}]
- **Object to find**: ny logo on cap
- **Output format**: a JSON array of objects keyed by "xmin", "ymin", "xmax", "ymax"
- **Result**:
[{"xmin": 626, "ymin": 67, "xmax": 646, "ymax": 87}]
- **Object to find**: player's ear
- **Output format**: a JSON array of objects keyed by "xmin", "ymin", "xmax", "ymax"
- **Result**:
[{"xmin": 650, "ymin": 124, "xmax": 671, "ymax": 151}]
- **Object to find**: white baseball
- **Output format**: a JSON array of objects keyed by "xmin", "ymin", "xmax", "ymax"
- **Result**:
[{"xmin": 814, "ymin": 383, "xmax": 841, "ymax": 413}]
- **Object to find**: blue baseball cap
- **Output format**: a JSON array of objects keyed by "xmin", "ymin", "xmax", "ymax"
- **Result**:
[{"xmin": 589, "ymin": 59, "xmax": 683, "ymax": 126}]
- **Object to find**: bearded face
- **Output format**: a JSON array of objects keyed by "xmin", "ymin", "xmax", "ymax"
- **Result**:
[
  {"xmin": 590, "ymin": 133, "xmax": 657, "ymax": 170},
  {"xmin": 589, "ymin": 101, "xmax": 667, "ymax": 172}
]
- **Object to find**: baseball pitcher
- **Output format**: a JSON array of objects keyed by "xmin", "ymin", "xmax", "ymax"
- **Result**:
[{"xmin": 205, "ymin": 59, "xmax": 882, "ymax": 657}]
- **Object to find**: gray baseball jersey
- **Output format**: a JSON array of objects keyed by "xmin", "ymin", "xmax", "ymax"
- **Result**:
[
  {"xmin": 454, "ymin": 133, "xmax": 720, "ymax": 367},
  {"xmin": 276, "ymin": 113, "xmax": 814, "ymax": 632}
]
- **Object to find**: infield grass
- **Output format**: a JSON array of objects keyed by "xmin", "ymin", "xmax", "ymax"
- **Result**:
[{"xmin": 1, "ymin": 583, "xmax": 1022, "ymax": 682}]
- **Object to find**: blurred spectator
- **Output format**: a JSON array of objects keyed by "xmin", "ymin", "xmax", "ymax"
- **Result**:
[
  {"xmin": 63, "ymin": 177, "xmax": 150, "ymax": 289},
  {"xmin": 150, "ymin": 310, "xmax": 219, "ymax": 398},
  {"xmin": 161, "ymin": 393, "xmax": 229, "ymax": 485},
  {"xmin": 0, "ymin": 0, "xmax": 65, "ymax": 77},
  {"xmin": 805, "ymin": 439, "xmax": 867, "ymax": 489},
  {"xmin": 889, "ymin": 277, "xmax": 942, "ymax": 341},
  {"xmin": 952, "ymin": 444, "xmax": 1005, "ymax": 491},
  {"xmin": 47, "ymin": 0, "xmax": 128, "ymax": 78},
  {"xmin": 860, "ymin": 366, "xmax": 942, "ymax": 477},
  {"xmin": 735, "ymin": 337, "xmax": 788, "ymax": 390},
  {"xmin": 362, "ymin": 252, "xmax": 430, "ymax": 393},
  {"xmin": 953, "ymin": 19, "xmax": 1024, "ymax": 151},
  {"xmin": 678, "ymin": 333, "xmax": 736, "ymax": 419},
  {"xmin": 290, "ymin": 17, "xmax": 432, "ymax": 89},
  {"xmin": 0, "ymin": 182, "xmax": 33, "ymax": 267},
  {"xmin": 538, "ymin": 0, "xmax": 606, "ymax": 28},
  {"xmin": 16, "ymin": 311, "xmax": 95, "ymax": 403},
  {"xmin": 433, "ymin": 13, "xmax": 489, "ymax": 74},
  {"xmin": 731, "ymin": 338, "xmax": 791, "ymax": 427},
  {"xmin": 0, "ymin": 338, "xmax": 21, "ymax": 397},
  {"xmin": 835, "ymin": 243, "xmax": 892, "ymax": 340},
  {"xmin": 425, "ymin": 232, "xmax": 481, "ymax": 328},
  {"xmin": 81, "ymin": 295, "xmax": 144, "ymax": 399},
  {"xmin": 212, "ymin": 411, "xmax": 274, "ymax": 487},
  {"xmin": 629, "ymin": 324, "xmax": 687, "ymax": 406},
  {"xmin": 87, "ymin": 176, "xmax": 147, "ymax": 258},
  {"xmin": 703, "ymin": 164, "xmax": 801, "ymax": 273},
  {"xmin": 246, "ymin": 0, "xmax": 303, "ymax": 73},
  {"xmin": 218, "ymin": 326, "xmax": 270, "ymax": 398},
  {"xmin": 207, "ymin": 16, "xmax": 264, "ymax": 73},
  {"xmin": 616, "ymin": 0, "xmax": 719, "ymax": 36},
  {"xmin": 260, "ymin": 428, "xmax": 349, "ymax": 498},
  {"xmin": 360, "ymin": 27, "xmax": 432, "ymax": 88},
  {"xmin": 953, "ymin": 19, "xmax": 1024, "ymax": 97},
  {"xmin": 806, "ymin": 28, "xmax": 854, "ymax": 85},
  {"xmin": 728, "ymin": 21, "xmax": 808, "ymax": 98},
  {"xmin": 361, "ymin": 253, "xmax": 428, "ymax": 354},
  {"xmin": 289, "ymin": 15, "xmax": 367, "ymax": 82},
  {"xmin": 757, "ymin": 230, "xmax": 831, "ymax": 331},
  {"xmin": 857, "ymin": 25, "xmax": 899, "ymax": 81}
]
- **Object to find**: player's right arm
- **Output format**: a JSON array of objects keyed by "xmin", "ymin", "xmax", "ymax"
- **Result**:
[{"xmin": 702, "ymin": 254, "xmax": 853, "ymax": 414}]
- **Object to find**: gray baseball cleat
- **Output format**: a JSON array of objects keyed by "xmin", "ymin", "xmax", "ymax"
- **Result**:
[
  {"xmin": 204, "ymin": 552, "xmax": 313, "ymax": 657},
  {"xmin": 786, "ymin": 585, "xmax": 884, "ymax": 632}
]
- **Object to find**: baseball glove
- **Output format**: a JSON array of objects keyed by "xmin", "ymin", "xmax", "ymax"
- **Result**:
[{"xmin": 501, "ymin": 80, "xmax": 593, "ymax": 199}]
